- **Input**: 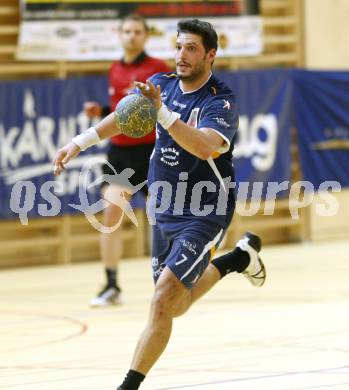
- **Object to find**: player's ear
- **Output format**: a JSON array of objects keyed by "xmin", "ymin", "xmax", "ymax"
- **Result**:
[{"xmin": 207, "ymin": 48, "xmax": 216, "ymax": 64}]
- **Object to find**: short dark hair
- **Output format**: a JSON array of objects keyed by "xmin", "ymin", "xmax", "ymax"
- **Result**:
[
  {"xmin": 120, "ymin": 14, "xmax": 149, "ymax": 33},
  {"xmin": 177, "ymin": 19, "xmax": 218, "ymax": 52}
]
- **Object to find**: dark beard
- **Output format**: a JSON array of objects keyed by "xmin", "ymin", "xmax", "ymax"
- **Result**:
[
  {"xmin": 177, "ymin": 65, "xmax": 205, "ymax": 82},
  {"xmin": 177, "ymin": 73, "xmax": 194, "ymax": 81}
]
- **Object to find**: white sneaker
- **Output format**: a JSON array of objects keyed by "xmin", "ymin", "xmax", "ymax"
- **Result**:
[
  {"xmin": 90, "ymin": 286, "xmax": 123, "ymax": 307},
  {"xmin": 236, "ymin": 232, "xmax": 266, "ymax": 287}
]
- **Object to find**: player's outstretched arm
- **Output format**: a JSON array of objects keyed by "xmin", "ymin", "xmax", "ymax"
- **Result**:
[{"xmin": 53, "ymin": 112, "xmax": 121, "ymax": 176}]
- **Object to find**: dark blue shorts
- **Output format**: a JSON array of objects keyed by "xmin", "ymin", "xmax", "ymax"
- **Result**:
[{"xmin": 151, "ymin": 220, "xmax": 225, "ymax": 289}]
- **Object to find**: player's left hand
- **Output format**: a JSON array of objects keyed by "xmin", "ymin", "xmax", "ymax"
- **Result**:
[
  {"xmin": 134, "ymin": 80, "xmax": 162, "ymax": 110},
  {"xmin": 53, "ymin": 142, "xmax": 81, "ymax": 176}
]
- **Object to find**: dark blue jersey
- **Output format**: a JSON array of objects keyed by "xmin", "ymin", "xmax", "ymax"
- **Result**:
[{"xmin": 147, "ymin": 72, "xmax": 238, "ymax": 228}]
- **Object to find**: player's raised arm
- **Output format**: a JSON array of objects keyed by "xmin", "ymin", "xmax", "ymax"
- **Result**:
[{"xmin": 53, "ymin": 112, "xmax": 121, "ymax": 176}]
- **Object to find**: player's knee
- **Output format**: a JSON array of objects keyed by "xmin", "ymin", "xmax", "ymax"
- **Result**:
[
  {"xmin": 172, "ymin": 304, "xmax": 188, "ymax": 318},
  {"xmin": 151, "ymin": 281, "xmax": 180, "ymax": 320},
  {"xmin": 103, "ymin": 205, "xmax": 123, "ymax": 227},
  {"xmin": 152, "ymin": 285, "xmax": 191, "ymax": 321},
  {"xmin": 151, "ymin": 289, "xmax": 172, "ymax": 320}
]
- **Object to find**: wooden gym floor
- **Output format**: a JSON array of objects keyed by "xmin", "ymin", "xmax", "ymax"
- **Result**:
[{"xmin": 1, "ymin": 239, "xmax": 349, "ymax": 390}]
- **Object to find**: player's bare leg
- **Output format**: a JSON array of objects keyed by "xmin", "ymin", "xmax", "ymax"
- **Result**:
[
  {"xmin": 117, "ymin": 232, "xmax": 266, "ymax": 388},
  {"xmin": 117, "ymin": 268, "xmax": 213, "ymax": 388},
  {"xmin": 120, "ymin": 231, "xmax": 265, "ymax": 375},
  {"xmin": 90, "ymin": 184, "xmax": 130, "ymax": 307},
  {"xmin": 117, "ymin": 268, "xmax": 191, "ymax": 388},
  {"xmin": 130, "ymin": 267, "xmax": 189, "ymax": 374}
]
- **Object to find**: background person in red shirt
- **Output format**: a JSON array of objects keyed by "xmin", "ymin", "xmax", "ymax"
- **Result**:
[{"xmin": 84, "ymin": 14, "xmax": 170, "ymax": 307}]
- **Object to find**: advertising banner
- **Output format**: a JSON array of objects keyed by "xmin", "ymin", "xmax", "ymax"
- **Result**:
[
  {"xmin": 0, "ymin": 76, "xmax": 109, "ymax": 219},
  {"xmin": 292, "ymin": 70, "xmax": 349, "ymax": 189},
  {"xmin": 217, "ymin": 69, "xmax": 293, "ymax": 199},
  {"xmin": 17, "ymin": 0, "xmax": 262, "ymax": 60}
]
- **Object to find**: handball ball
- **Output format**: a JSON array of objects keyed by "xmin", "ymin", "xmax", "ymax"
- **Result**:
[{"xmin": 114, "ymin": 94, "xmax": 157, "ymax": 138}]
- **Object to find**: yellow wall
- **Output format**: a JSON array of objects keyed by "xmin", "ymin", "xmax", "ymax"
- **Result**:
[
  {"xmin": 304, "ymin": 0, "xmax": 349, "ymax": 241},
  {"xmin": 305, "ymin": 0, "xmax": 349, "ymax": 69}
]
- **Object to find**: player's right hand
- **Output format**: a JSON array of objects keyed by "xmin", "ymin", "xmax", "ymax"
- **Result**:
[
  {"xmin": 84, "ymin": 102, "xmax": 102, "ymax": 118},
  {"xmin": 53, "ymin": 142, "xmax": 81, "ymax": 176},
  {"xmin": 134, "ymin": 80, "xmax": 162, "ymax": 110}
]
